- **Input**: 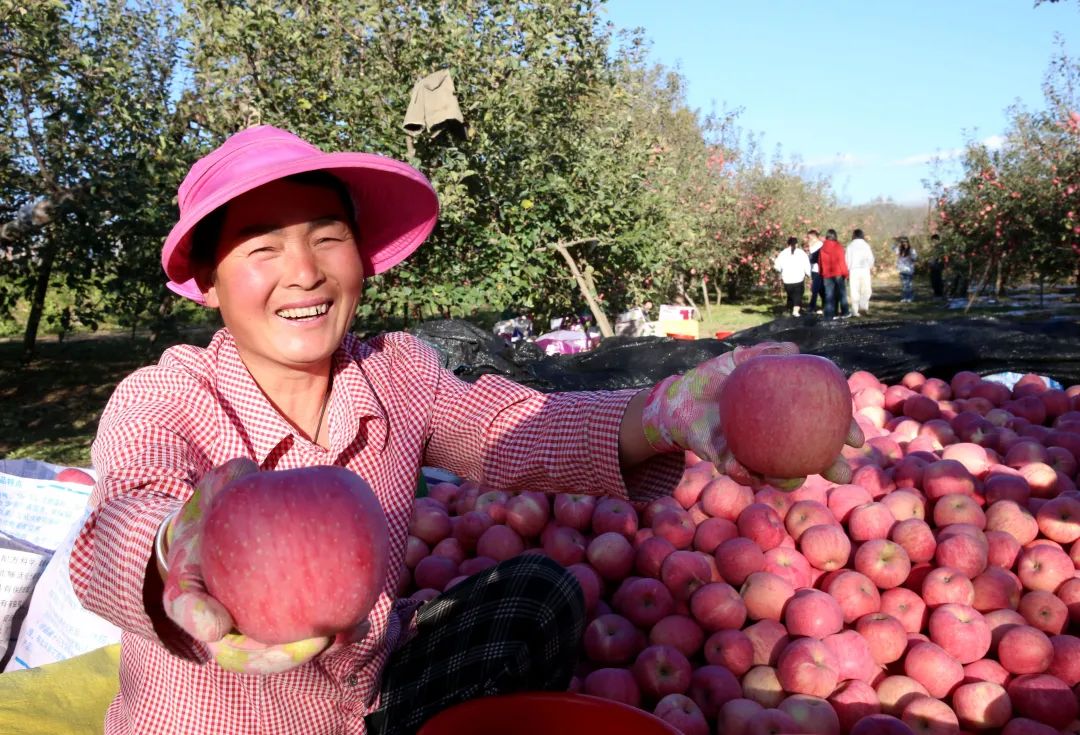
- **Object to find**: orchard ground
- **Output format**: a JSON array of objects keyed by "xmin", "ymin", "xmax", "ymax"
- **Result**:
[{"xmin": 3, "ymin": 276, "xmax": 1077, "ymax": 468}]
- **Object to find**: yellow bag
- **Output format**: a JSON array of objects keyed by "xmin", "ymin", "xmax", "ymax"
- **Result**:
[{"xmin": 0, "ymin": 645, "xmax": 119, "ymax": 735}]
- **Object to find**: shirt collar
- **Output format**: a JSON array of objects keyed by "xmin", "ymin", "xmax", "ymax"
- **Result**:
[{"xmin": 212, "ymin": 330, "xmax": 388, "ymax": 466}]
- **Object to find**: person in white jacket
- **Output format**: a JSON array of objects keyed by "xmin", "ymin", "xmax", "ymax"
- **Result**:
[
  {"xmin": 774, "ymin": 236, "xmax": 812, "ymax": 316},
  {"xmin": 845, "ymin": 229, "xmax": 875, "ymax": 317}
]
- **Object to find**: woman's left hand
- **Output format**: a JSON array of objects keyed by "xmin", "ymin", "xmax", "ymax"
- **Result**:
[{"xmin": 640, "ymin": 342, "xmax": 864, "ymax": 488}]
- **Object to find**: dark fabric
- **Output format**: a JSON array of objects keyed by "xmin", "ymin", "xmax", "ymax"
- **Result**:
[
  {"xmin": 809, "ymin": 272, "xmax": 824, "ymax": 311},
  {"xmin": 930, "ymin": 261, "xmax": 945, "ymax": 297},
  {"xmin": 823, "ymin": 276, "xmax": 850, "ymax": 319},
  {"xmin": 784, "ymin": 281, "xmax": 805, "ymax": 310},
  {"xmin": 819, "ymin": 239, "xmax": 849, "ymax": 279},
  {"xmin": 366, "ymin": 555, "xmax": 585, "ymax": 735}
]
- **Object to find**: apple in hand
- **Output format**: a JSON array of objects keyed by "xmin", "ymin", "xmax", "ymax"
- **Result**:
[
  {"xmin": 718, "ymin": 354, "xmax": 855, "ymax": 478},
  {"xmin": 201, "ymin": 465, "xmax": 389, "ymax": 645}
]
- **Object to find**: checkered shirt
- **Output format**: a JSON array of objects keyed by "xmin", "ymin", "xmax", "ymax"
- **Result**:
[{"xmin": 69, "ymin": 329, "xmax": 680, "ymax": 734}]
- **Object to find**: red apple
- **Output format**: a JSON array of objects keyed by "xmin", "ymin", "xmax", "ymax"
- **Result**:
[
  {"xmin": 660, "ymin": 550, "xmax": 713, "ymax": 602},
  {"xmin": 1007, "ymin": 673, "xmax": 1079, "ymax": 729},
  {"xmin": 592, "ymin": 497, "xmax": 638, "ymax": 538},
  {"xmin": 632, "ymin": 644, "xmax": 693, "ymax": 700},
  {"xmin": 779, "ymin": 694, "xmax": 841, "ymax": 735},
  {"xmin": 720, "ymin": 698, "xmax": 765, "ymax": 735},
  {"xmin": 716, "ymin": 537, "xmax": 765, "ymax": 586},
  {"xmin": 584, "ymin": 667, "xmax": 641, "ymax": 707},
  {"xmin": 650, "ymin": 614, "xmax": 705, "ymax": 659},
  {"xmin": 932, "ymin": 493, "xmax": 986, "ymax": 528},
  {"xmin": 889, "ymin": 518, "xmax": 937, "ymax": 564},
  {"xmin": 855, "ymin": 539, "xmax": 912, "ymax": 589},
  {"xmin": 760, "ymin": 546, "xmax": 811, "ymax": 589},
  {"xmin": 689, "ymin": 582, "xmax": 746, "ymax": 632},
  {"xmin": 704, "ymin": 628, "xmax": 754, "ymax": 676},
  {"xmin": 799, "ymin": 524, "xmax": 852, "ymax": 571},
  {"xmin": 653, "ymin": 693, "xmax": 709, "ymax": 735},
  {"xmin": 740, "ymin": 571, "xmax": 795, "ymax": 622},
  {"xmin": 880, "ymin": 587, "xmax": 928, "ymax": 633},
  {"xmin": 1017, "ymin": 544, "xmax": 1074, "ymax": 592},
  {"xmin": 1018, "ymin": 590, "xmax": 1068, "ymax": 634},
  {"xmin": 718, "ymin": 354, "xmax": 855, "ymax": 478},
  {"xmin": 856, "ymin": 612, "xmax": 907, "ymax": 664},
  {"xmin": 55, "ymin": 467, "xmax": 95, "ymax": 485},
  {"xmin": 201, "ymin": 466, "xmax": 389, "ymax": 645},
  {"xmin": 999, "ymin": 624, "xmax": 1054, "ymax": 675},
  {"xmin": 687, "ymin": 664, "xmax": 741, "ymax": 718},
  {"xmin": 828, "ymin": 680, "xmax": 881, "ymax": 733},
  {"xmin": 693, "ymin": 517, "xmax": 737, "ymax": 554},
  {"xmin": 963, "ymin": 658, "xmax": 1011, "ymax": 686},
  {"xmin": 900, "ymin": 695, "xmax": 960, "ymax": 735},
  {"xmin": 825, "ymin": 570, "xmax": 881, "ymax": 623},
  {"xmin": 927, "ymin": 603, "xmax": 991, "ymax": 663},
  {"xmin": 743, "ymin": 619, "xmax": 791, "ymax": 667},
  {"xmin": 700, "ymin": 476, "xmax": 755, "ymax": 521},
  {"xmin": 848, "ymin": 502, "xmax": 896, "ymax": 540},
  {"xmin": 586, "ymin": 531, "xmax": 634, "ymax": 580},
  {"xmin": 553, "ymin": 493, "xmax": 596, "ymax": 531},
  {"xmin": 904, "ymin": 641, "xmax": 964, "ymax": 698},
  {"xmin": 776, "ymin": 637, "xmax": 839, "ymax": 698},
  {"xmin": 876, "ymin": 675, "xmax": 931, "ymax": 717},
  {"xmin": 583, "ymin": 613, "xmax": 645, "ymax": 664},
  {"xmin": 784, "ymin": 588, "xmax": 845, "ymax": 639},
  {"xmin": 737, "ymin": 503, "xmax": 787, "ymax": 551},
  {"xmin": 972, "ymin": 566, "xmax": 1022, "ymax": 611},
  {"xmin": 823, "ymin": 629, "xmax": 881, "ymax": 684},
  {"xmin": 921, "ymin": 567, "xmax": 975, "ymax": 607}
]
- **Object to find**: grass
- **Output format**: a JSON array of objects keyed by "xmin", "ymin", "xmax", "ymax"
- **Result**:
[{"xmin": 2, "ymin": 275, "xmax": 1076, "ymax": 468}]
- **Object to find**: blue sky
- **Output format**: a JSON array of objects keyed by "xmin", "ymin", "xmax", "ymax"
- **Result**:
[{"xmin": 603, "ymin": 1, "xmax": 1080, "ymax": 206}]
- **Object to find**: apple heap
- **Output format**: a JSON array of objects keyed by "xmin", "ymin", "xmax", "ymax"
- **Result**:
[
  {"xmin": 201, "ymin": 465, "xmax": 390, "ymax": 645},
  {"xmin": 403, "ymin": 369, "xmax": 1080, "ymax": 734}
]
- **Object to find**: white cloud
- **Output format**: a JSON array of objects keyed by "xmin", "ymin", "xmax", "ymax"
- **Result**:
[
  {"xmin": 894, "ymin": 135, "xmax": 1008, "ymax": 167},
  {"xmin": 803, "ymin": 152, "xmax": 865, "ymax": 168}
]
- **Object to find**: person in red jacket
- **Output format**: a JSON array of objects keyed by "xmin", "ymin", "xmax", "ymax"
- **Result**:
[{"xmin": 818, "ymin": 228, "xmax": 851, "ymax": 319}]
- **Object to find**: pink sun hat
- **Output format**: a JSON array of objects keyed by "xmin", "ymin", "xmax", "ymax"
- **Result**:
[{"xmin": 162, "ymin": 125, "xmax": 439, "ymax": 304}]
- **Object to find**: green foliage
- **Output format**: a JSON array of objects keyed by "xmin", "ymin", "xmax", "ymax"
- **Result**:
[
  {"xmin": 930, "ymin": 45, "xmax": 1080, "ymax": 296},
  {"xmin": 0, "ymin": 0, "xmax": 195, "ymax": 353}
]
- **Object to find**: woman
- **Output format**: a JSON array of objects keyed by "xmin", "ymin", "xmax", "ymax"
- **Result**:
[
  {"xmin": 774, "ymin": 236, "xmax": 812, "ymax": 316},
  {"xmin": 70, "ymin": 126, "xmax": 858, "ymax": 735},
  {"xmin": 895, "ymin": 236, "xmax": 917, "ymax": 303}
]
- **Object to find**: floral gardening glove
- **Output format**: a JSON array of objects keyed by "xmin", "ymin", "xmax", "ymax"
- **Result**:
[
  {"xmin": 641, "ymin": 342, "xmax": 863, "ymax": 488},
  {"xmin": 161, "ymin": 458, "xmax": 363, "ymax": 674}
]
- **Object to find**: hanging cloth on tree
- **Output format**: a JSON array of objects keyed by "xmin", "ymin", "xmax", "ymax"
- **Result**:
[{"xmin": 402, "ymin": 69, "xmax": 464, "ymax": 137}]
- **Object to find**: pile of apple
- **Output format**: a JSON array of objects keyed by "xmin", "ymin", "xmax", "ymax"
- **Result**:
[{"xmin": 404, "ymin": 369, "xmax": 1080, "ymax": 735}]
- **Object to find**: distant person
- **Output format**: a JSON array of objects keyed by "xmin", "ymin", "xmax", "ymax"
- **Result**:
[
  {"xmin": 774, "ymin": 236, "xmax": 811, "ymax": 316},
  {"xmin": 894, "ymin": 235, "xmax": 917, "ymax": 303},
  {"xmin": 819, "ymin": 228, "xmax": 850, "ymax": 319},
  {"xmin": 845, "ymin": 228, "xmax": 875, "ymax": 317},
  {"xmin": 928, "ymin": 233, "xmax": 946, "ymax": 298},
  {"xmin": 806, "ymin": 229, "xmax": 825, "ymax": 314}
]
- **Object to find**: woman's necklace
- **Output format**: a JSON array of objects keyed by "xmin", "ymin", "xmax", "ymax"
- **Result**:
[{"xmin": 312, "ymin": 372, "xmax": 332, "ymax": 444}]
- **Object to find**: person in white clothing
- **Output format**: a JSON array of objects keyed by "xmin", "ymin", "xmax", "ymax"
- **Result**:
[
  {"xmin": 845, "ymin": 228, "xmax": 875, "ymax": 317},
  {"xmin": 774, "ymin": 236, "xmax": 812, "ymax": 316}
]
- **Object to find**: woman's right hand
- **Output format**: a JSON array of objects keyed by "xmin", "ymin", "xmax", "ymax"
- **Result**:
[{"xmin": 161, "ymin": 458, "xmax": 335, "ymax": 674}]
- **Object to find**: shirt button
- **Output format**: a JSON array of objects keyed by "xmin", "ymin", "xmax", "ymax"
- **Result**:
[{"xmin": 345, "ymin": 674, "xmax": 358, "ymax": 687}]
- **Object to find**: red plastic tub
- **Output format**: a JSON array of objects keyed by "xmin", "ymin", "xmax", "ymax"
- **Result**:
[
  {"xmin": 416, "ymin": 692, "xmax": 681, "ymax": 735},
  {"xmin": 714, "ymin": 330, "xmax": 734, "ymax": 339}
]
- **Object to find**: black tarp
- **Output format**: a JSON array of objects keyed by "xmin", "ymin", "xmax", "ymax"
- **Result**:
[{"xmin": 409, "ymin": 315, "xmax": 1080, "ymax": 392}]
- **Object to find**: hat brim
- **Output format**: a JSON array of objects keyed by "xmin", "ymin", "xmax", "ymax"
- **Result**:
[{"xmin": 162, "ymin": 151, "xmax": 439, "ymax": 304}]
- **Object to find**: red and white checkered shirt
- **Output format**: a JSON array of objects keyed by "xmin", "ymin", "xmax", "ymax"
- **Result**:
[{"xmin": 70, "ymin": 329, "xmax": 680, "ymax": 734}]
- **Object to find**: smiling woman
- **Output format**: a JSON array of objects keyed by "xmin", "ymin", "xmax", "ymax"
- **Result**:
[{"xmin": 68, "ymin": 124, "xmax": 857, "ymax": 735}]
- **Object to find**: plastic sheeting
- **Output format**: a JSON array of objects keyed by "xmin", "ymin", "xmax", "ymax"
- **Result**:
[{"xmin": 409, "ymin": 316, "xmax": 1080, "ymax": 392}]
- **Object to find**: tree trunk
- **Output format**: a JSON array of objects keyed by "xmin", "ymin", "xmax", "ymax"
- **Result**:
[
  {"xmin": 22, "ymin": 239, "xmax": 58, "ymax": 357},
  {"xmin": 550, "ymin": 238, "xmax": 613, "ymax": 337}
]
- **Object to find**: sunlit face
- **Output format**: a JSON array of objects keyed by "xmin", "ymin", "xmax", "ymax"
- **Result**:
[{"xmin": 200, "ymin": 178, "xmax": 364, "ymax": 379}]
